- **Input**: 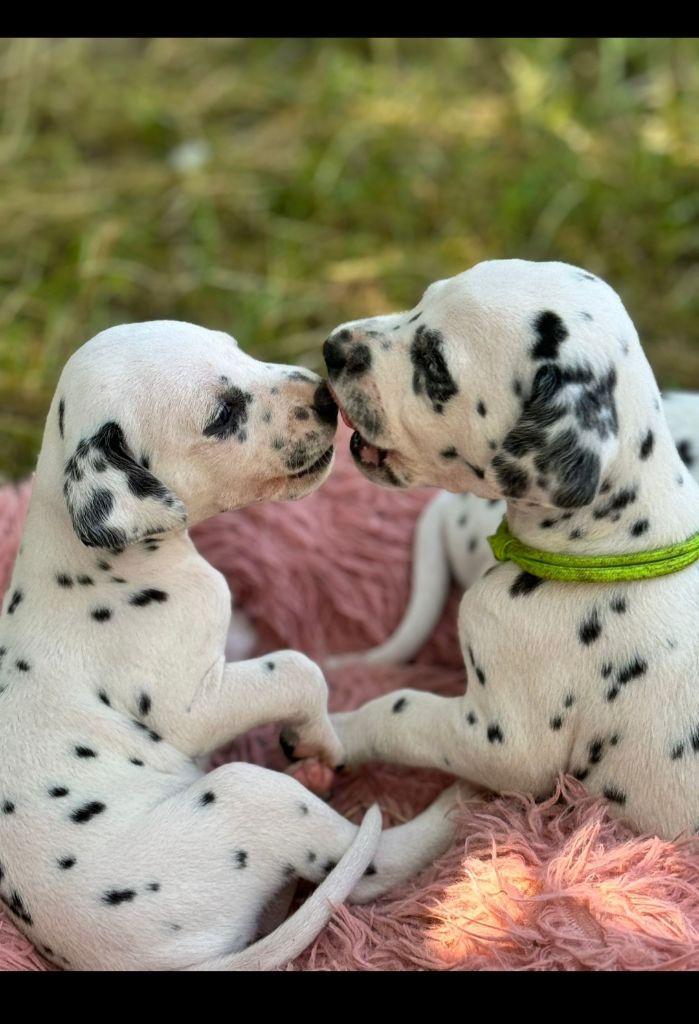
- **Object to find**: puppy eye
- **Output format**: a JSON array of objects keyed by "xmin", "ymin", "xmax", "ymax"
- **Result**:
[
  {"xmin": 212, "ymin": 401, "xmax": 233, "ymax": 428},
  {"xmin": 204, "ymin": 400, "xmax": 234, "ymax": 437}
]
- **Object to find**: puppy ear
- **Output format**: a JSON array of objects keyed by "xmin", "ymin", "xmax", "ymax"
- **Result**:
[
  {"xmin": 491, "ymin": 362, "xmax": 619, "ymax": 509},
  {"xmin": 63, "ymin": 421, "xmax": 187, "ymax": 552}
]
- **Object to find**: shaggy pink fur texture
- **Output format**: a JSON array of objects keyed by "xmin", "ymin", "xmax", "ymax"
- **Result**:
[{"xmin": 1, "ymin": 425, "xmax": 698, "ymax": 971}]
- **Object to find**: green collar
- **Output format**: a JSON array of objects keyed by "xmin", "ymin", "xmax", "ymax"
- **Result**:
[{"xmin": 487, "ymin": 517, "xmax": 699, "ymax": 582}]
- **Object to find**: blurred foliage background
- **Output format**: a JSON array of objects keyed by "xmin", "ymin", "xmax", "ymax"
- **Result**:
[{"xmin": 1, "ymin": 37, "xmax": 699, "ymax": 480}]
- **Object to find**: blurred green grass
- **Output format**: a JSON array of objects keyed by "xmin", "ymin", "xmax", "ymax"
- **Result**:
[{"xmin": 1, "ymin": 38, "xmax": 699, "ymax": 480}]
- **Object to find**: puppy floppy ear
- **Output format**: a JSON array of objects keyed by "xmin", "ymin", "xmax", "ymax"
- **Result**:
[
  {"xmin": 490, "ymin": 362, "xmax": 620, "ymax": 509},
  {"xmin": 63, "ymin": 421, "xmax": 187, "ymax": 552}
]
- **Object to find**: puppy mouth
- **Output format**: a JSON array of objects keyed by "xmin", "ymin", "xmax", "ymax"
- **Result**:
[
  {"xmin": 330, "ymin": 390, "xmax": 390, "ymax": 469},
  {"xmin": 287, "ymin": 445, "xmax": 335, "ymax": 479}
]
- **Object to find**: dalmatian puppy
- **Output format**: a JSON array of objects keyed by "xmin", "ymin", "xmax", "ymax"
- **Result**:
[
  {"xmin": 328, "ymin": 391, "xmax": 699, "ymax": 667},
  {"xmin": 0, "ymin": 321, "xmax": 460, "ymax": 972},
  {"xmin": 320, "ymin": 260, "xmax": 699, "ymax": 841}
]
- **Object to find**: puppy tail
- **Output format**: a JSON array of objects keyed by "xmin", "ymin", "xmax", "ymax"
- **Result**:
[
  {"xmin": 327, "ymin": 491, "xmax": 452, "ymax": 667},
  {"xmin": 182, "ymin": 803, "xmax": 382, "ymax": 972}
]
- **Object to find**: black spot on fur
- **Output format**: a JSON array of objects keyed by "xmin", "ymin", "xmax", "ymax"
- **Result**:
[
  {"xmin": 91, "ymin": 607, "xmax": 112, "ymax": 622},
  {"xmin": 294, "ymin": 407, "xmax": 311, "ymax": 421},
  {"xmin": 607, "ymin": 657, "xmax": 647, "ymax": 701},
  {"xmin": 573, "ymin": 768, "xmax": 589, "ymax": 781},
  {"xmin": 265, "ymin": 661, "xmax": 275, "ymax": 671},
  {"xmin": 98, "ymin": 560, "xmax": 112, "ymax": 572},
  {"xmin": 487, "ymin": 724, "xmax": 504, "ymax": 744},
  {"xmin": 49, "ymin": 786, "xmax": 69, "ymax": 798},
  {"xmin": 323, "ymin": 860, "xmax": 337, "ymax": 874},
  {"xmin": 640, "ymin": 430, "xmax": 654, "ymax": 460},
  {"xmin": 677, "ymin": 439, "xmax": 694, "ymax": 468},
  {"xmin": 594, "ymin": 487, "xmax": 637, "ymax": 520},
  {"xmin": 15, "ymin": 660, "xmax": 30, "ymax": 672},
  {"xmin": 671, "ymin": 744, "xmax": 685, "ymax": 761},
  {"xmin": 441, "ymin": 447, "xmax": 458, "ymax": 460},
  {"xmin": 531, "ymin": 311, "xmax": 569, "ymax": 361},
  {"xmin": 58, "ymin": 857, "xmax": 76, "ymax": 870},
  {"xmin": 492, "ymin": 455, "xmax": 530, "ymax": 498},
  {"xmin": 3, "ymin": 891, "xmax": 33, "ymax": 926},
  {"xmin": 138, "ymin": 693, "xmax": 151, "ymax": 716},
  {"xmin": 466, "ymin": 462, "xmax": 485, "ymax": 480},
  {"xmin": 477, "ymin": 401, "xmax": 487, "ymax": 417},
  {"xmin": 603, "ymin": 786, "xmax": 626, "ymax": 806},
  {"xmin": 7, "ymin": 590, "xmax": 23, "ymax": 614},
  {"xmin": 56, "ymin": 574, "xmax": 73, "ymax": 588},
  {"xmin": 75, "ymin": 746, "xmax": 97, "ymax": 758},
  {"xmin": 509, "ymin": 572, "xmax": 544, "ymax": 598},
  {"xmin": 588, "ymin": 739, "xmax": 604, "ymax": 764},
  {"xmin": 299, "ymin": 803, "xmax": 309, "ymax": 816},
  {"xmin": 392, "ymin": 697, "xmax": 407, "ymax": 713},
  {"xmin": 540, "ymin": 518, "xmax": 558, "ymax": 529},
  {"xmin": 610, "ymin": 597, "xmax": 627, "ymax": 614},
  {"xmin": 129, "ymin": 589, "xmax": 168, "ymax": 607},
  {"xmin": 71, "ymin": 801, "xmax": 106, "ymax": 824},
  {"xmin": 235, "ymin": 850, "xmax": 248, "ymax": 868},
  {"xmin": 200, "ymin": 791, "xmax": 216, "ymax": 806},
  {"xmin": 579, "ymin": 611, "xmax": 602, "ymax": 645},
  {"xmin": 410, "ymin": 325, "xmax": 459, "ymax": 413},
  {"xmin": 77, "ymin": 575, "xmax": 94, "ymax": 586},
  {"xmin": 129, "ymin": 758, "xmax": 144, "ymax": 767},
  {"xmin": 570, "ymin": 366, "xmax": 618, "ymax": 441},
  {"xmin": 146, "ymin": 882, "xmax": 160, "ymax": 892},
  {"xmin": 550, "ymin": 716, "xmax": 563, "ymax": 731},
  {"xmin": 102, "ymin": 889, "xmax": 137, "ymax": 905},
  {"xmin": 475, "ymin": 667, "xmax": 486, "ymax": 686},
  {"xmin": 58, "ymin": 398, "xmax": 65, "ymax": 439},
  {"xmin": 537, "ymin": 429, "xmax": 601, "ymax": 509},
  {"xmin": 2, "ymin": 801, "xmax": 15, "ymax": 814},
  {"xmin": 467, "ymin": 711, "xmax": 477, "ymax": 725},
  {"xmin": 630, "ymin": 519, "xmax": 649, "ymax": 537}
]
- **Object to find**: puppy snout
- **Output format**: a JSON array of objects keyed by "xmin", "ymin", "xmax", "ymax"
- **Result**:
[
  {"xmin": 323, "ymin": 330, "xmax": 372, "ymax": 380},
  {"xmin": 312, "ymin": 381, "xmax": 338, "ymax": 426}
]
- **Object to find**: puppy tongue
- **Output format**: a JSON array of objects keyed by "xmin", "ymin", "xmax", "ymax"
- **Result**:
[{"xmin": 350, "ymin": 430, "xmax": 384, "ymax": 467}]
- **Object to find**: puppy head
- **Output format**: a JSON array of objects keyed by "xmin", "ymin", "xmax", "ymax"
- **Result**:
[
  {"xmin": 50, "ymin": 321, "xmax": 337, "ymax": 552},
  {"xmin": 324, "ymin": 260, "xmax": 655, "ymax": 510}
]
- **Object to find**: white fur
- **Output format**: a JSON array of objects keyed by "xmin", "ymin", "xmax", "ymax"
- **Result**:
[
  {"xmin": 329, "ymin": 391, "xmax": 699, "ymax": 667},
  {"xmin": 0, "ymin": 321, "xmax": 460, "ymax": 971},
  {"xmin": 325, "ymin": 260, "xmax": 699, "ymax": 840}
]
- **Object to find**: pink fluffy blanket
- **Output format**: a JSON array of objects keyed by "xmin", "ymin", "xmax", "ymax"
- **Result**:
[{"xmin": 1, "ymin": 424, "xmax": 698, "ymax": 971}]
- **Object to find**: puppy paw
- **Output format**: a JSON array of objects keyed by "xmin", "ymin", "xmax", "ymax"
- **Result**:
[
  {"xmin": 284, "ymin": 758, "xmax": 336, "ymax": 800},
  {"xmin": 279, "ymin": 724, "xmax": 345, "ymax": 770}
]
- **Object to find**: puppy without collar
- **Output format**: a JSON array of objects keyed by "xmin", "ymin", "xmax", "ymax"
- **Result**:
[
  {"xmin": 324, "ymin": 260, "xmax": 699, "ymax": 840},
  {"xmin": 0, "ymin": 321, "xmax": 459, "ymax": 971}
]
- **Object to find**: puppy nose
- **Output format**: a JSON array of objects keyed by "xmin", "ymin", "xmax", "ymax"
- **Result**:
[
  {"xmin": 312, "ymin": 381, "xmax": 338, "ymax": 426},
  {"xmin": 323, "ymin": 334, "xmax": 348, "ymax": 377},
  {"xmin": 323, "ymin": 330, "xmax": 372, "ymax": 380}
]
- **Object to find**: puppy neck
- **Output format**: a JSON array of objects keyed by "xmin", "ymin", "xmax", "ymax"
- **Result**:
[{"xmin": 505, "ymin": 423, "xmax": 699, "ymax": 557}]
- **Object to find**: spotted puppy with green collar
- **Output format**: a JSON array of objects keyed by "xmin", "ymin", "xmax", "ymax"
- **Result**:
[{"xmin": 321, "ymin": 259, "xmax": 699, "ymax": 841}]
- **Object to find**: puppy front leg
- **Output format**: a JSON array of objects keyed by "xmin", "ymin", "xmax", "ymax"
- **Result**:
[
  {"xmin": 330, "ymin": 689, "xmax": 497, "ymax": 790},
  {"xmin": 176, "ymin": 651, "xmax": 344, "ymax": 766}
]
